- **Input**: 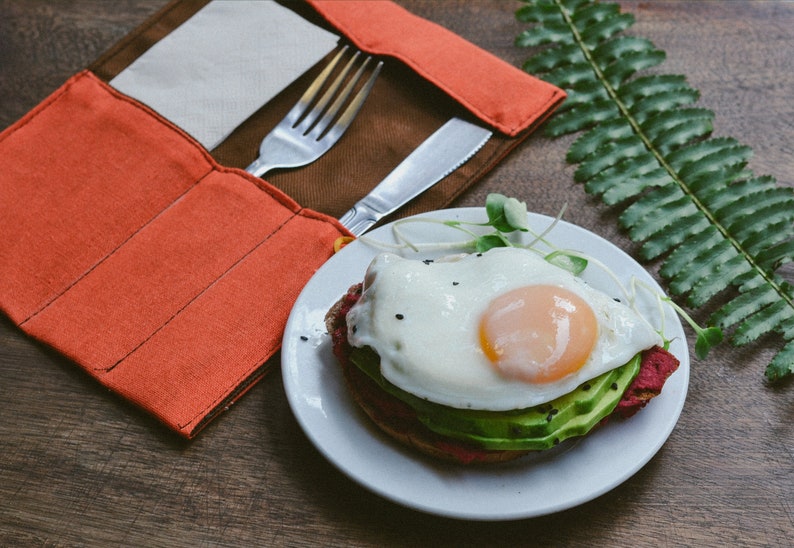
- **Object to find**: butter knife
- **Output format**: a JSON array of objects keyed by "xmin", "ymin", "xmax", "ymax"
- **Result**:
[{"xmin": 338, "ymin": 117, "xmax": 492, "ymax": 236}]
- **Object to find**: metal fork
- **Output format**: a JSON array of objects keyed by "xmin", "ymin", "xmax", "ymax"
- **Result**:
[{"xmin": 245, "ymin": 46, "xmax": 382, "ymax": 178}]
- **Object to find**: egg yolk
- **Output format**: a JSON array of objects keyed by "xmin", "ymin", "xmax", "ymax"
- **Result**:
[{"xmin": 479, "ymin": 285, "xmax": 598, "ymax": 383}]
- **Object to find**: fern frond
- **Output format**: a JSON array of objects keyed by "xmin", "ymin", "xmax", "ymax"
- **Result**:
[{"xmin": 516, "ymin": 0, "xmax": 794, "ymax": 382}]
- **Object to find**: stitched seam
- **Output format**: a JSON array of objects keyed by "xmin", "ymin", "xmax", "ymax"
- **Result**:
[
  {"xmin": 358, "ymin": 42, "xmax": 561, "ymax": 136},
  {"xmin": 103, "ymin": 209, "xmax": 300, "ymax": 375},
  {"xmin": 4, "ymin": 73, "xmax": 284, "ymax": 225},
  {"xmin": 176, "ymin": 208, "xmax": 336, "ymax": 434},
  {"xmin": 96, "ymin": 72, "xmax": 219, "ymax": 167},
  {"xmin": 312, "ymin": 5, "xmax": 563, "ymax": 136},
  {"xmin": 12, "ymin": 72, "xmax": 314, "ymax": 384},
  {"xmin": 98, "ymin": 72, "xmax": 308, "ymax": 216},
  {"xmin": 179, "ymin": 359, "xmax": 268, "ymax": 434},
  {"xmin": 19, "ymin": 170, "xmax": 212, "ymax": 328},
  {"xmin": 16, "ymin": 71, "xmax": 221, "ymax": 325}
]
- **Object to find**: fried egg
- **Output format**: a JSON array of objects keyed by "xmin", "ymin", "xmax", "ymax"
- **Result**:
[{"xmin": 345, "ymin": 247, "xmax": 663, "ymax": 411}]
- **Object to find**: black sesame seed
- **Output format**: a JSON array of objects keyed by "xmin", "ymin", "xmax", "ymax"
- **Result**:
[
  {"xmin": 611, "ymin": 382, "xmax": 619, "ymax": 390},
  {"xmin": 352, "ymin": 325, "xmax": 358, "ymax": 333},
  {"xmin": 476, "ymin": 253, "xmax": 483, "ymax": 257},
  {"xmin": 553, "ymin": 438, "xmax": 560, "ymax": 446},
  {"xmin": 546, "ymin": 413, "xmax": 554, "ymax": 422},
  {"xmin": 550, "ymin": 408, "xmax": 558, "ymax": 415},
  {"xmin": 300, "ymin": 335, "xmax": 308, "ymax": 341},
  {"xmin": 452, "ymin": 281, "xmax": 460, "ymax": 286},
  {"xmin": 582, "ymin": 383, "xmax": 591, "ymax": 391},
  {"xmin": 423, "ymin": 259, "xmax": 433, "ymax": 265},
  {"xmin": 395, "ymin": 313, "xmax": 404, "ymax": 320}
]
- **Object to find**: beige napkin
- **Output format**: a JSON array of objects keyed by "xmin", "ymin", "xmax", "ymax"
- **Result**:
[{"xmin": 110, "ymin": 0, "xmax": 339, "ymax": 150}]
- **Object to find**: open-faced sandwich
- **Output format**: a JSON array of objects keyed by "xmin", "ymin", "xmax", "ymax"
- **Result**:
[{"xmin": 325, "ymin": 246, "xmax": 680, "ymax": 465}]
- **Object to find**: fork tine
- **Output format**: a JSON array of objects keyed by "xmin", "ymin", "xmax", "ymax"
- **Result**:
[
  {"xmin": 294, "ymin": 50, "xmax": 362, "ymax": 135},
  {"xmin": 317, "ymin": 59, "xmax": 383, "ymax": 143},
  {"xmin": 245, "ymin": 46, "xmax": 381, "ymax": 178},
  {"xmin": 308, "ymin": 55, "xmax": 379, "ymax": 140},
  {"xmin": 283, "ymin": 45, "xmax": 350, "ymax": 128}
]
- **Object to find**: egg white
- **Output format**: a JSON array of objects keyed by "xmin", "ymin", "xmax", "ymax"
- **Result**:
[{"xmin": 345, "ymin": 247, "xmax": 663, "ymax": 411}]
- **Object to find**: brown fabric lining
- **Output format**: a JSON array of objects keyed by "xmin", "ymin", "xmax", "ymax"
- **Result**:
[{"xmin": 88, "ymin": 0, "xmax": 560, "ymax": 225}]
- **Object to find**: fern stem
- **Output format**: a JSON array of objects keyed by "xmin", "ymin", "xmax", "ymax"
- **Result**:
[{"xmin": 553, "ymin": 0, "xmax": 793, "ymax": 315}]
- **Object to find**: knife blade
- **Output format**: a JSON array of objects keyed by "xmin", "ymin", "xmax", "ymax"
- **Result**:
[{"xmin": 338, "ymin": 117, "xmax": 492, "ymax": 236}]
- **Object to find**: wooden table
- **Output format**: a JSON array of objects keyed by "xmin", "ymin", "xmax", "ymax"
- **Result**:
[{"xmin": 1, "ymin": 1, "xmax": 792, "ymax": 545}]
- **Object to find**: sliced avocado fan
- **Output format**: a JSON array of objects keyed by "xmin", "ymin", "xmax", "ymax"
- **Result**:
[{"xmin": 349, "ymin": 347, "xmax": 641, "ymax": 451}]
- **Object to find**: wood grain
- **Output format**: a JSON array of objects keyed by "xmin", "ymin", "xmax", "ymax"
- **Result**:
[{"xmin": 1, "ymin": 1, "xmax": 792, "ymax": 545}]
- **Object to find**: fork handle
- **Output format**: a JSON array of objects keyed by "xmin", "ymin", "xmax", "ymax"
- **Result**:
[{"xmin": 245, "ymin": 156, "xmax": 277, "ymax": 178}]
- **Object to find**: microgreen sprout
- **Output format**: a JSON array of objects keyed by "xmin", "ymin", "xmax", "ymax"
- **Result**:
[
  {"xmin": 356, "ymin": 192, "xmax": 724, "ymax": 359},
  {"xmin": 628, "ymin": 277, "xmax": 724, "ymax": 359},
  {"xmin": 662, "ymin": 296, "xmax": 724, "ymax": 359},
  {"xmin": 544, "ymin": 250, "xmax": 588, "ymax": 276},
  {"xmin": 441, "ymin": 193, "xmax": 531, "ymax": 252}
]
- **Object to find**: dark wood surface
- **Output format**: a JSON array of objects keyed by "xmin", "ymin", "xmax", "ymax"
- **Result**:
[{"xmin": 1, "ymin": 1, "xmax": 792, "ymax": 545}]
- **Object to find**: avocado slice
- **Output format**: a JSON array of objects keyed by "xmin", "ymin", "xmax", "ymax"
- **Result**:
[{"xmin": 349, "ymin": 346, "xmax": 641, "ymax": 451}]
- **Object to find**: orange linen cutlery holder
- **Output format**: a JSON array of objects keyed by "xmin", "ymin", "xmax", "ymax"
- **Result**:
[{"xmin": 0, "ymin": 0, "xmax": 565, "ymax": 438}]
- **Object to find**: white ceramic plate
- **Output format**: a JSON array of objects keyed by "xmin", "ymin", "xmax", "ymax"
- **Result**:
[{"xmin": 281, "ymin": 208, "xmax": 689, "ymax": 520}]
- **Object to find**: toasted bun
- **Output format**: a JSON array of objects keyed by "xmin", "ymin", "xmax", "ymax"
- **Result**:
[
  {"xmin": 325, "ymin": 284, "xmax": 679, "ymax": 465},
  {"xmin": 326, "ymin": 285, "xmax": 536, "ymax": 464},
  {"xmin": 340, "ymin": 343, "xmax": 532, "ymax": 464}
]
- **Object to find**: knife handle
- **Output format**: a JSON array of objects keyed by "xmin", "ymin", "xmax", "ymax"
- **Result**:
[{"xmin": 338, "ymin": 202, "xmax": 379, "ymax": 237}]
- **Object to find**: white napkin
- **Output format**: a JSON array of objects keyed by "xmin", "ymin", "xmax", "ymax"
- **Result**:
[{"xmin": 110, "ymin": 0, "xmax": 339, "ymax": 150}]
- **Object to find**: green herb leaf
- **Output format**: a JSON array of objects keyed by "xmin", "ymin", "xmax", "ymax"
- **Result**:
[
  {"xmin": 545, "ymin": 250, "xmax": 588, "ymax": 275},
  {"xmin": 695, "ymin": 326, "xmax": 724, "ymax": 361},
  {"xmin": 475, "ymin": 233, "xmax": 511, "ymax": 252},
  {"xmin": 485, "ymin": 193, "xmax": 530, "ymax": 233},
  {"xmin": 503, "ymin": 197, "xmax": 531, "ymax": 232}
]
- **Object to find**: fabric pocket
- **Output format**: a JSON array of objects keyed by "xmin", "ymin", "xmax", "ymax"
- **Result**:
[{"xmin": 0, "ymin": 72, "xmax": 348, "ymax": 437}]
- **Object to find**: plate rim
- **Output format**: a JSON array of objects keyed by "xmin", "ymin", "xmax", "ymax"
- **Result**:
[{"xmin": 281, "ymin": 207, "xmax": 690, "ymax": 520}]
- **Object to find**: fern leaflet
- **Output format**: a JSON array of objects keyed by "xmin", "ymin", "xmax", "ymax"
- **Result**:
[{"xmin": 515, "ymin": 0, "xmax": 794, "ymax": 382}]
